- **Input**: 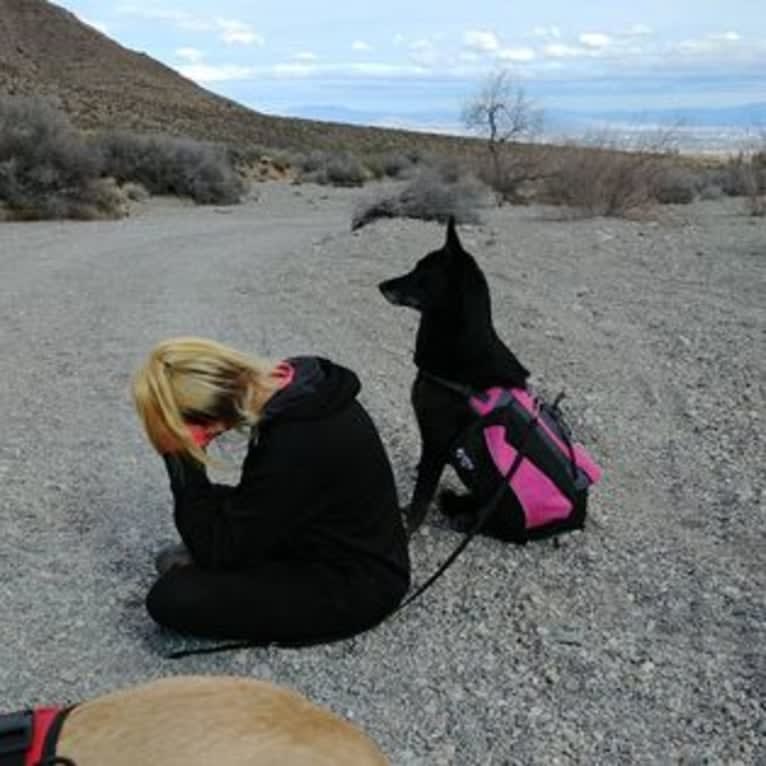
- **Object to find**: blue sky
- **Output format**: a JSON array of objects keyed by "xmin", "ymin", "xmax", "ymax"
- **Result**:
[{"xmin": 57, "ymin": 1, "xmax": 766, "ymax": 130}]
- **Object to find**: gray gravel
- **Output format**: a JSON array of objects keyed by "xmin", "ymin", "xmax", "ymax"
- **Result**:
[{"xmin": 0, "ymin": 184, "xmax": 764, "ymax": 765}]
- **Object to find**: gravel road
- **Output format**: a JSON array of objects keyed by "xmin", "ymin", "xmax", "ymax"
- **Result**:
[{"xmin": 0, "ymin": 184, "xmax": 763, "ymax": 764}]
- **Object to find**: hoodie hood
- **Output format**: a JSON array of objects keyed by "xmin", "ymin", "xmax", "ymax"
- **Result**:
[{"xmin": 261, "ymin": 356, "xmax": 361, "ymax": 423}]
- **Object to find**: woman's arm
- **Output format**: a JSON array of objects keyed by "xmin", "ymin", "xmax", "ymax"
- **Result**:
[{"xmin": 163, "ymin": 428, "xmax": 322, "ymax": 570}]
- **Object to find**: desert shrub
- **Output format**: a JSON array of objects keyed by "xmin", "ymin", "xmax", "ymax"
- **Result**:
[
  {"xmin": 121, "ymin": 181, "xmax": 150, "ymax": 202},
  {"xmin": 381, "ymin": 151, "xmax": 416, "ymax": 179},
  {"xmin": 654, "ymin": 167, "xmax": 698, "ymax": 205},
  {"xmin": 704, "ymin": 153, "xmax": 765, "ymax": 198},
  {"xmin": 97, "ymin": 131, "xmax": 244, "ymax": 204},
  {"xmin": 740, "ymin": 161, "xmax": 766, "ymax": 217},
  {"xmin": 363, "ymin": 151, "xmax": 417, "ymax": 181},
  {"xmin": 706, "ymin": 151, "xmax": 765, "ymax": 215},
  {"xmin": 326, "ymin": 152, "xmax": 366, "ymax": 186},
  {"xmin": 750, "ymin": 150, "xmax": 766, "ymax": 216},
  {"xmin": 472, "ymin": 146, "xmax": 549, "ymax": 205},
  {"xmin": 297, "ymin": 150, "xmax": 366, "ymax": 186},
  {"xmin": 543, "ymin": 142, "xmax": 666, "ymax": 217},
  {"xmin": 717, "ymin": 156, "xmax": 749, "ymax": 197},
  {"xmin": 298, "ymin": 150, "xmax": 326, "ymax": 175},
  {"xmin": 0, "ymin": 95, "xmax": 127, "ymax": 220},
  {"xmin": 363, "ymin": 155, "xmax": 386, "ymax": 180},
  {"xmin": 698, "ymin": 179, "xmax": 724, "ymax": 201},
  {"xmin": 351, "ymin": 168, "xmax": 484, "ymax": 230},
  {"xmin": 230, "ymin": 145, "xmax": 297, "ymax": 173}
]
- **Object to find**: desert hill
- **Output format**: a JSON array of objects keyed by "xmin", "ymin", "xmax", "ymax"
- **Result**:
[{"xmin": 0, "ymin": 0, "xmax": 478, "ymax": 155}]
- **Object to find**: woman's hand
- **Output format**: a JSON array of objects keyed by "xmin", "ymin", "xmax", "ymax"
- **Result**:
[
  {"xmin": 187, "ymin": 423, "xmax": 225, "ymax": 449},
  {"xmin": 157, "ymin": 422, "xmax": 226, "ymax": 454}
]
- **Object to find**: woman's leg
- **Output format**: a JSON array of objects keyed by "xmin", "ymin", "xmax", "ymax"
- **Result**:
[{"xmin": 146, "ymin": 560, "xmax": 406, "ymax": 645}]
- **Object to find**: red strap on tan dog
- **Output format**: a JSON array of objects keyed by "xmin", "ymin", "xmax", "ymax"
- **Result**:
[{"xmin": 25, "ymin": 708, "xmax": 61, "ymax": 766}]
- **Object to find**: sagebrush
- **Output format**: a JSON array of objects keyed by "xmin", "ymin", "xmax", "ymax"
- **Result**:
[
  {"xmin": 352, "ymin": 167, "xmax": 485, "ymax": 230},
  {"xmin": 297, "ymin": 150, "xmax": 366, "ymax": 186},
  {"xmin": 0, "ymin": 96, "xmax": 123, "ymax": 220},
  {"xmin": 97, "ymin": 131, "xmax": 244, "ymax": 204},
  {"xmin": 0, "ymin": 95, "xmax": 245, "ymax": 220}
]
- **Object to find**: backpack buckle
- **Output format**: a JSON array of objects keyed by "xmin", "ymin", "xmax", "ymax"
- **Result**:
[{"xmin": 0, "ymin": 709, "xmax": 33, "ymax": 758}]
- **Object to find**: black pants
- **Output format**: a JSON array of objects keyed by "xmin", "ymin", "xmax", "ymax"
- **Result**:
[{"xmin": 146, "ymin": 559, "xmax": 408, "ymax": 645}]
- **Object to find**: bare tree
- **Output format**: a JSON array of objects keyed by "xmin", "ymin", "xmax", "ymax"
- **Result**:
[{"xmin": 462, "ymin": 70, "xmax": 543, "ymax": 204}]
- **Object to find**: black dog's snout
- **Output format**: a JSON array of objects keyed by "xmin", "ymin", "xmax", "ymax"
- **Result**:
[{"xmin": 378, "ymin": 280, "xmax": 402, "ymax": 306}]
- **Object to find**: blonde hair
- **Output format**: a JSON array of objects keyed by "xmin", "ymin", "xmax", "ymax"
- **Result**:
[{"xmin": 132, "ymin": 337, "xmax": 283, "ymax": 466}]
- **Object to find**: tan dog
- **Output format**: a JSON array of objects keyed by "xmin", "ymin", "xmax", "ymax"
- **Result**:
[{"xmin": 50, "ymin": 675, "xmax": 389, "ymax": 765}]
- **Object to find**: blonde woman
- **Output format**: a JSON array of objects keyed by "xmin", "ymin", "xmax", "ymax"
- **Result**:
[{"xmin": 132, "ymin": 338, "xmax": 410, "ymax": 647}]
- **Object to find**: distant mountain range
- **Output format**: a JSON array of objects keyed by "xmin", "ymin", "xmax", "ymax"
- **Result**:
[
  {"xmin": 550, "ymin": 103, "xmax": 766, "ymax": 130},
  {"xmin": 282, "ymin": 102, "xmax": 766, "ymax": 149}
]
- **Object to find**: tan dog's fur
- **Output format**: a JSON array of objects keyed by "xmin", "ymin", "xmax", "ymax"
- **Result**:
[{"xmin": 54, "ymin": 676, "xmax": 389, "ymax": 765}]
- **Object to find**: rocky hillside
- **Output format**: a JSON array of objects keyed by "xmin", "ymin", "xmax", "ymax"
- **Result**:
[{"xmin": 0, "ymin": 0, "xmax": 479, "ymax": 155}]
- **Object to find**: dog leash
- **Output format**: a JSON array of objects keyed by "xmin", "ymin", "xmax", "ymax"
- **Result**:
[{"xmin": 390, "ymin": 406, "xmax": 540, "ymax": 614}]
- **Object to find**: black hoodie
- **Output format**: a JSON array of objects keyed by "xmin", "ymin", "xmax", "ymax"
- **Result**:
[{"xmin": 163, "ymin": 357, "xmax": 410, "ymax": 590}]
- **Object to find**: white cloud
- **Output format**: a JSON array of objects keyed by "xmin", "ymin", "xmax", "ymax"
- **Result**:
[
  {"xmin": 408, "ymin": 38, "xmax": 439, "ymax": 66},
  {"xmin": 216, "ymin": 18, "xmax": 264, "ymax": 46},
  {"xmin": 348, "ymin": 62, "xmax": 428, "ymax": 77},
  {"xmin": 532, "ymin": 25, "xmax": 561, "ymax": 39},
  {"xmin": 352, "ymin": 40, "xmax": 372, "ymax": 52},
  {"xmin": 625, "ymin": 24, "xmax": 653, "ymax": 37},
  {"xmin": 81, "ymin": 17, "xmax": 109, "ymax": 35},
  {"xmin": 178, "ymin": 64, "xmax": 253, "ymax": 83},
  {"xmin": 117, "ymin": 6, "xmax": 213, "ymax": 31},
  {"xmin": 262, "ymin": 61, "xmax": 430, "ymax": 80},
  {"xmin": 118, "ymin": 5, "xmax": 183, "ymax": 21},
  {"xmin": 543, "ymin": 43, "xmax": 587, "ymax": 58},
  {"xmin": 393, "ymin": 33, "xmax": 406, "ymax": 47},
  {"xmin": 579, "ymin": 32, "xmax": 611, "ymax": 49},
  {"xmin": 176, "ymin": 47, "xmax": 205, "ymax": 64},
  {"xmin": 497, "ymin": 47, "xmax": 536, "ymax": 62},
  {"xmin": 178, "ymin": 18, "xmax": 214, "ymax": 32},
  {"xmin": 293, "ymin": 51, "xmax": 318, "ymax": 62},
  {"xmin": 464, "ymin": 29, "xmax": 500, "ymax": 53},
  {"xmin": 273, "ymin": 62, "xmax": 319, "ymax": 77},
  {"xmin": 677, "ymin": 32, "xmax": 742, "ymax": 56}
]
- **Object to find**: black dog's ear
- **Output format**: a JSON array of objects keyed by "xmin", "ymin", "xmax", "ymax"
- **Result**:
[{"xmin": 445, "ymin": 215, "xmax": 463, "ymax": 253}]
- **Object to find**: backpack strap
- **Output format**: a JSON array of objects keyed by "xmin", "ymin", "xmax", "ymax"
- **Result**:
[{"xmin": 544, "ymin": 391, "xmax": 579, "ymax": 481}]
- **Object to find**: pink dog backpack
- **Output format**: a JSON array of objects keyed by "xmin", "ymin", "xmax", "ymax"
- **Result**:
[
  {"xmin": 448, "ymin": 385, "xmax": 603, "ymax": 543},
  {"xmin": 391, "ymin": 382, "xmax": 603, "ymax": 614}
]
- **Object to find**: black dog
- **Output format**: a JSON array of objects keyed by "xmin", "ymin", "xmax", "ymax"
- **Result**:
[{"xmin": 379, "ymin": 217, "xmax": 529, "ymax": 535}]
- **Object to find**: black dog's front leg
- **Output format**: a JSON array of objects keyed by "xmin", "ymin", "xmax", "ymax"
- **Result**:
[{"xmin": 406, "ymin": 448, "xmax": 446, "ymax": 535}]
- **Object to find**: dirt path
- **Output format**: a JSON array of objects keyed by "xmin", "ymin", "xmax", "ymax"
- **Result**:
[{"xmin": 0, "ymin": 187, "xmax": 763, "ymax": 764}]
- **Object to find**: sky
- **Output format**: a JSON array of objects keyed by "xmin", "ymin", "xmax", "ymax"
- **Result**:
[{"xmin": 56, "ymin": 1, "xmax": 766, "ymax": 132}]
